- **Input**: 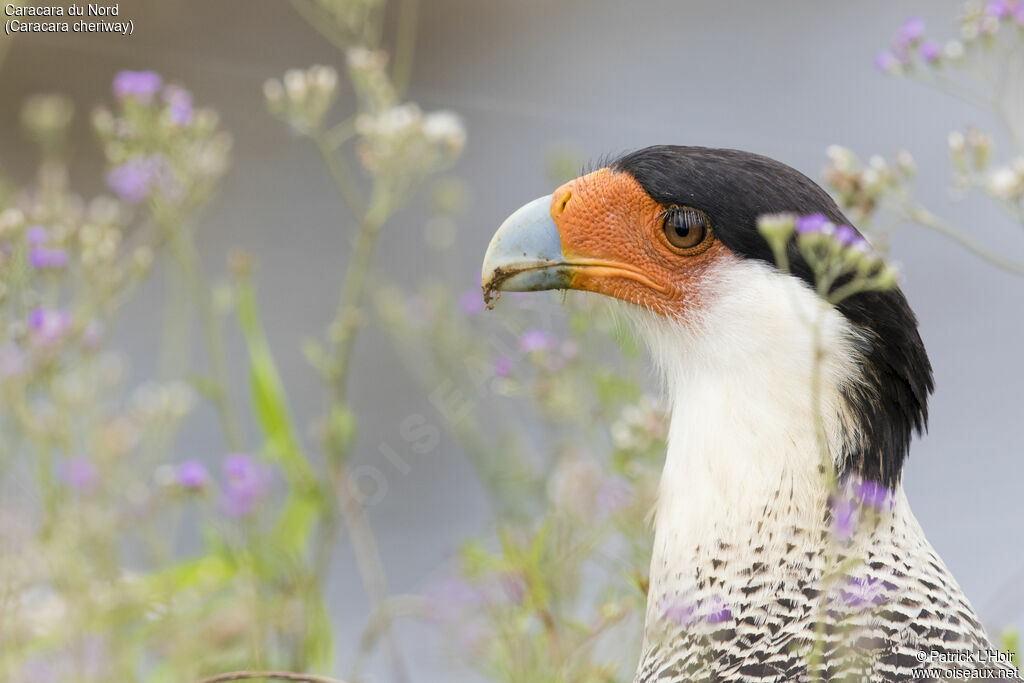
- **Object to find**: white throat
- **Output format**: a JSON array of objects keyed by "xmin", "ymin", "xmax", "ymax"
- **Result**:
[{"xmin": 624, "ymin": 259, "xmax": 870, "ymax": 616}]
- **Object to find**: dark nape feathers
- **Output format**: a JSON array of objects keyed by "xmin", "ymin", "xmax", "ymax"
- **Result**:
[{"xmin": 613, "ymin": 145, "xmax": 934, "ymax": 488}]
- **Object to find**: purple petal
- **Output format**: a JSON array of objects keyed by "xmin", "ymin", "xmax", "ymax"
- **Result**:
[
  {"xmin": 176, "ymin": 460, "xmax": 209, "ymax": 489},
  {"xmin": 898, "ymin": 17, "xmax": 925, "ymax": 44},
  {"xmin": 874, "ymin": 51, "xmax": 898, "ymax": 73},
  {"xmin": 795, "ymin": 213, "xmax": 829, "ymax": 234},
  {"xmin": 113, "ymin": 70, "xmax": 163, "ymax": 103},
  {"xmin": 162, "ymin": 85, "xmax": 193, "ymax": 126},
  {"xmin": 29, "ymin": 247, "xmax": 68, "ymax": 269},
  {"xmin": 25, "ymin": 225, "xmax": 47, "ymax": 245},
  {"xmin": 834, "ymin": 225, "xmax": 859, "ymax": 246},
  {"xmin": 493, "ymin": 356, "xmax": 513, "ymax": 377},
  {"xmin": 61, "ymin": 457, "xmax": 99, "ymax": 492},
  {"xmin": 920, "ymin": 40, "xmax": 941, "ymax": 62}
]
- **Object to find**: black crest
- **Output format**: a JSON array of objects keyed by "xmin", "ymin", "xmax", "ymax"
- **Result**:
[{"xmin": 613, "ymin": 145, "xmax": 934, "ymax": 488}]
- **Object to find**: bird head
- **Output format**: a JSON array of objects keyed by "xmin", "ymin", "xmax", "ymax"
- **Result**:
[{"xmin": 481, "ymin": 146, "xmax": 933, "ymax": 489}]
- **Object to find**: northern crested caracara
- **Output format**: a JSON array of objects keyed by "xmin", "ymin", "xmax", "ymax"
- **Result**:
[{"xmin": 480, "ymin": 146, "xmax": 1019, "ymax": 682}]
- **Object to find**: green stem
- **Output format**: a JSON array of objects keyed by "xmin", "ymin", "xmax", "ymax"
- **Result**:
[
  {"xmin": 903, "ymin": 203, "xmax": 1024, "ymax": 277},
  {"xmin": 287, "ymin": 0, "xmax": 351, "ymax": 52},
  {"xmin": 391, "ymin": 0, "xmax": 420, "ymax": 97},
  {"xmin": 312, "ymin": 134, "xmax": 366, "ymax": 218},
  {"xmin": 165, "ymin": 220, "xmax": 245, "ymax": 451}
]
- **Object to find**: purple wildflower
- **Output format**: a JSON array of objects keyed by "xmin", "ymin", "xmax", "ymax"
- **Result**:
[
  {"xmin": 853, "ymin": 479, "xmax": 893, "ymax": 510},
  {"xmin": 113, "ymin": 70, "xmax": 163, "ymax": 103},
  {"xmin": 458, "ymin": 289, "xmax": 485, "ymax": 315},
  {"xmin": 519, "ymin": 329, "xmax": 552, "ymax": 353},
  {"xmin": 663, "ymin": 599, "xmax": 697, "ymax": 627},
  {"xmin": 704, "ymin": 595, "xmax": 732, "ymax": 624},
  {"xmin": 597, "ymin": 476, "xmax": 634, "ymax": 512},
  {"xmin": 833, "ymin": 224, "xmax": 862, "ymax": 247},
  {"xmin": 831, "ymin": 497, "xmax": 858, "ymax": 541},
  {"xmin": 61, "ymin": 457, "xmax": 99, "ymax": 493},
  {"xmin": 493, "ymin": 356, "xmax": 513, "ymax": 377},
  {"xmin": 920, "ymin": 40, "xmax": 941, "ymax": 62},
  {"xmin": 841, "ymin": 575, "xmax": 889, "ymax": 608},
  {"xmin": 28, "ymin": 247, "xmax": 68, "ymax": 269},
  {"xmin": 176, "ymin": 460, "xmax": 209, "ymax": 490},
  {"xmin": 162, "ymin": 85, "xmax": 193, "ymax": 126},
  {"xmin": 107, "ymin": 158, "xmax": 156, "ymax": 203},
  {"xmin": 221, "ymin": 453, "xmax": 271, "ymax": 517},
  {"xmin": 28, "ymin": 308, "xmax": 72, "ymax": 344},
  {"xmin": 874, "ymin": 51, "xmax": 898, "ymax": 73},
  {"xmin": 25, "ymin": 225, "xmax": 47, "ymax": 245},
  {"xmin": 1014, "ymin": 3, "xmax": 1024, "ymax": 23},
  {"xmin": 986, "ymin": 0, "xmax": 1012, "ymax": 18},
  {"xmin": 897, "ymin": 17, "xmax": 925, "ymax": 45},
  {"xmin": 795, "ymin": 213, "xmax": 830, "ymax": 234}
]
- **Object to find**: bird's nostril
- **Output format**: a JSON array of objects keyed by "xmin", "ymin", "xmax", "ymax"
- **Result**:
[{"xmin": 552, "ymin": 188, "xmax": 572, "ymax": 217}]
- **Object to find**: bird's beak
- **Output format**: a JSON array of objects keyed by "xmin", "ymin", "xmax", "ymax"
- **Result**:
[{"xmin": 481, "ymin": 194, "xmax": 570, "ymax": 304}]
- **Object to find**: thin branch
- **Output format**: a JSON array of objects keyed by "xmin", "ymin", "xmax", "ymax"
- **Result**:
[
  {"xmin": 902, "ymin": 203, "xmax": 1024, "ymax": 277},
  {"xmin": 195, "ymin": 671, "xmax": 347, "ymax": 683},
  {"xmin": 391, "ymin": 0, "xmax": 420, "ymax": 97},
  {"xmin": 286, "ymin": 0, "xmax": 351, "ymax": 53},
  {"xmin": 312, "ymin": 133, "xmax": 366, "ymax": 218}
]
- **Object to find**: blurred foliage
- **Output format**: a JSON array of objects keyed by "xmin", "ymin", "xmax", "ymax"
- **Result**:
[{"xmin": 0, "ymin": 1, "xmax": 1022, "ymax": 682}]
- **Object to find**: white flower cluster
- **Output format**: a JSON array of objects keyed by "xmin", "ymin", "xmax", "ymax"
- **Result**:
[
  {"xmin": 264, "ymin": 65, "xmax": 339, "ymax": 134},
  {"xmin": 822, "ymin": 145, "xmax": 915, "ymax": 222},
  {"xmin": 355, "ymin": 104, "xmax": 466, "ymax": 178},
  {"xmin": 610, "ymin": 394, "xmax": 668, "ymax": 454},
  {"xmin": 346, "ymin": 47, "xmax": 396, "ymax": 115},
  {"xmin": 986, "ymin": 160, "xmax": 1024, "ymax": 200}
]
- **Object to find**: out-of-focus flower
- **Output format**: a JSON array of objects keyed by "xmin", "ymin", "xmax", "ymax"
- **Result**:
[
  {"xmin": 162, "ymin": 85, "xmax": 193, "ymax": 126},
  {"xmin": 596, "ymin": 476, "xmax": 634, "ymax": 512},
  {"xmin": 113, "ymin": 70, "xmax": 163, "ymax": 103},
  {"xmin": 221, "ymin": 453, "xmax": 271, "ymax": 518},
  {"xmin": 25, "ymin": 225, "xmax": 47, "ymax": 245},
  {"xmin": 28, "ymin": 307, "xmax": 72, "ymax": 345},
  {"xmin": 458, "ymin": 289, "xmax": 485, "ymax": 315},
  {"xmin": 897, "ymin": 17, "xmax": 925, "ymax": 45},
  {"xmin": 853, "ymin": 479, "xmax": 894, "ymax": 509},
  {"xmin": 20, "ymin": 94, "xmax": 74, "ymax": 144},
  {"xmin": 831, "ymin": 497, "xmax": 858, "ymax": 541},
  {"xmin": 986, "ymin": 0, "xmax": 1012, "ymax": 19},
  {"xmin": 493, "ymin": 356, "xmax": 513, "ymax": 377},
  {"xmin": 874, "ymin": 51, "xmax": 899, "ymax": 73},
  {"xmin": 355, "ymin": 103, "xmax": 466, "ymax": 179},
  {"xmin": 795, "ymin": 213, "xmax": 831, "ymax": 235},
  {"xmin": 264, "ymin": 65, "xmax": 338, "ymax": 133},
  {"xmin": 176, "ymin": 460, "xmax": 209, "ymax": 490},
  {"xmin": 840, "ymin": 575, "xmax": 890, "ymax": 608},
  {"xmin": 28, "ymin": 247, "xmax": 68, "ymax": 269},
  {"xmin": 610, "ymin": 395, "xmax": 669, "ymax": 453},
  {"xmin": 920, "ymin": 40, "xmax": 941, "ymax": 62},
  {"xmin": 61, "ymin": 457, "xmax": 99, "ymax": 493},
  {"xmin": 704, "ymin": 595, "xmax": 732, "ymax": 624},
  {"xmin": 519, "ymin": 329, "xmax": 552, "ymax": 353},
  {"xmin": 106, "ymin": 156, "xmax": 175, "ymax": 203},
  {"xmin": 987, "ymin": 165, "xmax": 1022, "ymax": 199}
]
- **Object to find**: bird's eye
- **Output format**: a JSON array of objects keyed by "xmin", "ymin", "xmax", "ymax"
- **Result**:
[{"xmin": 661, "ymin": 206, "xmax": 712, "ymax": 253}]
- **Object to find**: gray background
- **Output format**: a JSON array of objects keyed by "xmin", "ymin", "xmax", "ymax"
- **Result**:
[{"xmin": 2, "ymin": 1, "xmax": 1022, "ymax": 680}]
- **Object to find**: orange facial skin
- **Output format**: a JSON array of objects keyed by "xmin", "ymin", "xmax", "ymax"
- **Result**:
[{"xmin": 550, "ymin": 168, "xmax": 731, "ymax": 319}]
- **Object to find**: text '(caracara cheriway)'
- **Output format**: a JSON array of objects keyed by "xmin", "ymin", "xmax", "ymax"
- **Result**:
[{"xmin": 480, "ymin": 146, "xmax": 1019, "ymax": 682}]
